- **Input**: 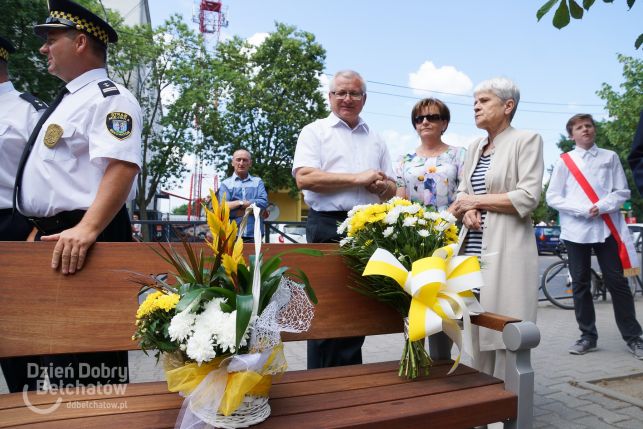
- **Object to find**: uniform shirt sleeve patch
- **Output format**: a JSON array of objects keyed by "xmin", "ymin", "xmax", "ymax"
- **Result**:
[{"xmin": 106, "ymin": 112, "xmax": 133, "ymax": 140}]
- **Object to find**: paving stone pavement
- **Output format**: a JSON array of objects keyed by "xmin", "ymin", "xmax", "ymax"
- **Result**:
[{"xmin": 2, "ymin": 297, "xmax": 642, "ymax": 427}]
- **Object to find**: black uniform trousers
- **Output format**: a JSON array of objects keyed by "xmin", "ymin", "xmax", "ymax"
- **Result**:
[
  {"xmin": 0, "ymin": 206, "xmax": 132, "ymax": 392},
  {"xmin": 564, "ymin": 235, "xmax": 643, "ymax": 344},
  {"xmin": 305, "ymin": 209, "xmax": 365, "ymax": 369},
  {"xmin": 0, "ymin": 209, "xmax": 32, "ymax": 241}
]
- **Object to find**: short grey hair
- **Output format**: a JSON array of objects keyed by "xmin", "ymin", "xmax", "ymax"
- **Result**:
[
  {"xmin": 329, "ymin": 70, "xmax": 367, "ymax": 93},
  {"xmin": 474, "ymin": 77, "xmax": 520, "ymax": 121}
]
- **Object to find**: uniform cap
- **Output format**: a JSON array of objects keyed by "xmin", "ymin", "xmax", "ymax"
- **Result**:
[
  {"xmin": 0, "ymin": 35, "xmax": 15, "ymax": 62},
  {"xmin": 34, "ymin": 0, "xmax": 117, "ymax": 46}
]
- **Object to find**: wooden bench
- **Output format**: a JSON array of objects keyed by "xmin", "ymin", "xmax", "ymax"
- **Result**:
[{"xmin": 0, "ymin": 242, "xmax": 540, "ymax": 428}]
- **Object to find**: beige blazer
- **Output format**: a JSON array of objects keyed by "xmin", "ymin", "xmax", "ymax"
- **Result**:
[{"xmin": 457, "ymin": 126, "xmax": 544, "ymax": 351}]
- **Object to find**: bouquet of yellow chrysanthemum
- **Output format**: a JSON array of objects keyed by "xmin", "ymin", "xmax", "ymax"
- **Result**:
[
  {"xmin": 338, "ymin": 197, "xmax": 483, "ymax": 379},
  {"xmin": 132, "ymin": 190, "xmax": 320, "ymax": 428}
]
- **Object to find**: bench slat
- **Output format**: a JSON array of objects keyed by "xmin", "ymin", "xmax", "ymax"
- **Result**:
[{"xmin": 0, "ymin": 362, "xmax": 515, "ymax": 429}]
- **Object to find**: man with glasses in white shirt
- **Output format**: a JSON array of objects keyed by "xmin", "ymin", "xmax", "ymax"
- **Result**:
[
  {"xmin": 547, "ymin": 113, "xmax": 643, "ymax": 359},
  {"xmin": 293, "ymin": 69, "xmax": 396, "ymax": 368}
]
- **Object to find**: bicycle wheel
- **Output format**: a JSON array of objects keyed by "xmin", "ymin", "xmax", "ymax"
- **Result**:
[
  {"xmin": 541, "ymin": 260, "xmax": 575, "ymax": 309},
  {"xmin": 590, "ymin": 269, "xmax": 606, "ymax": 301}
]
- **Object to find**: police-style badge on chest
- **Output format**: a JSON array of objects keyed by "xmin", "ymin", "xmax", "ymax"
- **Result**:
[
  {"xmin": 106, "ymin": 112, "xmax": 133, "ymax": 140},
  {"xmin": 44, "ymin": 124, "xmax": 64, "ymax": 148}
]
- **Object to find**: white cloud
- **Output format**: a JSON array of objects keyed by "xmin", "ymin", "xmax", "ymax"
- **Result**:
[
  {"xmin": 408, "ymin": 62, "xmax": 473, "ymax": 96},
  {"xmin": 247, "ymin": 32, "xmax": 269, "ymax": 47},
  {"xmin": 318, "ymin": 73, "xmax": 330, "ymax": 108},
  {"xmin": 381, "ymin": 129, "xmax": 419, "ymax": 164}
]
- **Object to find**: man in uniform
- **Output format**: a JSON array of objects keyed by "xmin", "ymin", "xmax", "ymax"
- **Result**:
[
  {"xmin": 0, "ymin": 34, "xmax": 46, "ymax": 393},
  {"xmin": 0, "ymin": 35, "xmax": 44, "ymax": 241},
  {"xmin": 10, "ymin": 0, "xmax": 142, "ymax": 390},
  {"xmin": 293, "ymin": 69, "xmax": 396, "ymax": 368}
]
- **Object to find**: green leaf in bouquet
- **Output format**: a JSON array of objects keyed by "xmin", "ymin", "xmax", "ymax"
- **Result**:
[
  {"xmin": 176, "ymin": 288, "xmax": 205, "ymax": 312},
  {"xmin": 201, "ymin": 286, "xmax": 237, "ymax": 305},
  {"xmin": 260, "ymin": 255, "xmax": 282, "ymax": 279},
  {"xmin": 235, "ymin": 294, "xmax": 254, "ymax": 350},
  {"xmin": 272, "ymin": 248, "xmax": 324, "ymax": 259},
  {"xmin": 236, "ymin": 263, "xmax": 252, "ymax": 289},
  {"xmin": 259, "ymin": 276, "xmax": 282, "ymax": 311}
]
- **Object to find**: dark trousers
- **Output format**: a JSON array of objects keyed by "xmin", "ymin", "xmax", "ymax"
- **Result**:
[
  {"xmin": 564, "ymin": 236, "xmax": 643, "ymax": 344},
  {"xmin": 306, "ymin": 209, "xmax": 365, "ymax": 369},
  {"xmin": 0, "ymin": 206, "xmax": 132, "ymax": 392},
  {"xmin": 0, "ymin": 209, "xmax": 32, "ymax": 241}
]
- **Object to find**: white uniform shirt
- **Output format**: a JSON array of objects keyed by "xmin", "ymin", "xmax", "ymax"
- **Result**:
[
  {"xmin": 546, "ymin": 144, "xmax": 630, "ymax": 244},
  {"xmin": 0, "ymin": 81, "xmax": 43, "ymax": 209},
  {"xmin": 20, "ymin": 68, "xmax": 142, "ymax": 217},
  {"xmin": 292, "ymin": 113, "xmax": 394, "ymax": 211}
]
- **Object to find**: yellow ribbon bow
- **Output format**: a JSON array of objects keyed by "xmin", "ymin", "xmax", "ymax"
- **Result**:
[{"xmin": 363, "ymin": 244, "xmax": 484, "ymax": 373}]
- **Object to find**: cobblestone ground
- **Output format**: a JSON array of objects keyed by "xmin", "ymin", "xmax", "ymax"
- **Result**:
[{"xmin": 2, "ymin": 299, "xmax": 642, "ymax": 428}]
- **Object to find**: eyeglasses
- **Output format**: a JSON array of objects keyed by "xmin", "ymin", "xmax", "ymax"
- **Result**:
[
  {"xmin": 414, "ymin": 114, "xmax": 443, "ymax": 124},
  {"xmin": 331, "ymin": 91, "xmax": 364, "ymax": 100}
]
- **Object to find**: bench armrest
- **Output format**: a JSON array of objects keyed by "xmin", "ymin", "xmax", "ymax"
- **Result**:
[
  {"xmin": 502, "ymin": 321, "xmax": 540, "ymax": 429},
  {"xmin": 471, "ymin": 312, "xmax": 521, "ymax": 332}
]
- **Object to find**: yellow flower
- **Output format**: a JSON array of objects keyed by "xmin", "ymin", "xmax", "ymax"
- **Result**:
[{"xmin": 136, "ymin": 291, "xmax": 180, "ymax": 319}]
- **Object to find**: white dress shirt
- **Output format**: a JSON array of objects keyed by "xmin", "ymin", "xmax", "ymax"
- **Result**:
[
  {"xmin": 0, "ymin": 81, "xmax": 43, "ymax": 209},
  {"xmin": 292, "ymin": 113, "xmax": 394, "ymax": 211},
  {"xmin": 546, "ymin": 144, "xmax": 630, "ymax": 243},
  {"xmin": 20, "ymin": 68, "xmax": 142, "ymax": 217}
]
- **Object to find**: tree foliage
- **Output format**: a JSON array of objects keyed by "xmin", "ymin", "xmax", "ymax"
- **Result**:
[
  {"xmin": 537, "ymin": 0, "xmax": 642, "ymax": 49},
  {"xmin": 204, "ymin": 23, "xmax": 329, "ymax": 194},
  {"xmin": 108, "ymin": 16, "xmax": 219, "ymax": 221},
  {"xmin": 597, "ymin": 54, "xmax": 643, "ymax": 216},
  {"xmin": 0, "ymin": 0, "xmax": 60, "ymax": 100}
]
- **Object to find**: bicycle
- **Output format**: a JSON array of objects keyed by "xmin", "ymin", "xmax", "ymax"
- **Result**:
[{"xmin": 540, "ymin": 244, "xmax": 642, "ymax": 309}]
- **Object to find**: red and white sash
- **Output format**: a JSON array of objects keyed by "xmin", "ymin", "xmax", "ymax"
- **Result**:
[{"xmin": 561, "ymin": 152, "xmax": 640, "ymax": 276}]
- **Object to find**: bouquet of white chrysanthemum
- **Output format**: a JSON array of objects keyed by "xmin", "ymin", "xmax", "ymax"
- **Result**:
[
  {"xmin": 338, "ymin": 197, "xmax": 483, "ymax": 379},
  {"xmin": 132, "ymin": 191, "xmax": 320, "ymax": 428}
]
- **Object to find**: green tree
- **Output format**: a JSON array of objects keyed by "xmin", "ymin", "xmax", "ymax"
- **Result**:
[
  {"xmin": 597, "ymin": 54, "xmax": 643, "ymax": 217},
  {"xmin": 204, "ymin": 23, "xmax": 329, "ymax": 194},
  {"xmin": 108, "ymin": 16, "xmax": 219, "ymax": 224},
  {"xmin": 0, "ymin": 0, "xmax": 60, "ymax": 100},
  {"xmin": 536, "ymin": 0, "xmax": 642, "ymax": 49}
]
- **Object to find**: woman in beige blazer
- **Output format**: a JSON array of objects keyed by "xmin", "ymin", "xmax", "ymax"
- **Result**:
[{"xmin": 450, "ymin": 77, "xmax": 544, "ymax": 380}]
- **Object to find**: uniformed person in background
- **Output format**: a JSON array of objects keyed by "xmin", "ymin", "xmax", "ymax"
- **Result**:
[
  {"xmin": 8, "ymin": 0, "xmax": 142, "ymax": 391},
  {"xmin": 0, "ymin": 34, "xmax": 46, "ymax": 394},
  {"xmin": 0, "ymin": 35, "xmax": 43, "ymax": 241}
]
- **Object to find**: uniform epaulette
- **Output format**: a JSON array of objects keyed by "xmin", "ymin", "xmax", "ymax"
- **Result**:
[
  {"xmin": 19, "ymin": 92, "xmax": 48, "ymax": 111},
  {"xmin": 98, "ymin": 80, "xmax": 120, "ymax": 97}
]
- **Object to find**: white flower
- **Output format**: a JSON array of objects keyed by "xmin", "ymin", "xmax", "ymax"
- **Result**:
[
  {"xmin": 403, "ymin": 217, "xmax": 417, "ymax": 227},
  {"xmin": 424, "ymin": 212, "xmax": 440, "ymax": 221},
  {"xmin": 418, "ymin": 229, "xmax": 429, "ymax": 237},
  {"xmin": 168, "ymin": 307, "xmax": 197, "ymax": 342},
  {"xmin": 401, "ymin": 205, "xmax": 420, "ymax": 215},
  {"xmin": 439, "ymin": 210, "xmax": 457, "ymax": 224},
  {"xmin": 383, "ymin": 226, "xmax": 395, "ymax": 237},
  {"xmin": 186, "ymin": 329, "xmax": 217, "ymax": 365},
  {"xmin": 339, "ymin": 236, "xmax": 354, "ymax": 247},
  {"xmin": 337, "ymin": 219, "xmax": 349, "ymax": 235},
  {"xmin": 417, "ymin": 219, "xmax": 427, "ymax": 226},
  {"xmin": 384, "ymin": 209, "xmax": 400, "ymax": 225},
  {"xmin": 435, "ymin": 222, "xmax": 449, "ymax": 232}
]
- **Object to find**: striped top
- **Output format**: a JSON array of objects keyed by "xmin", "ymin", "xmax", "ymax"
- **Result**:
[{"xmin": 463, "ymin": 154, "xmax": 491, "ymax": 256}]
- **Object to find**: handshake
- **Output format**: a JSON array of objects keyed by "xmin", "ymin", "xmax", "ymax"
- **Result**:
[{"xmin": 360, "ymin": 169, "xmax": 394, "ymax": 198}]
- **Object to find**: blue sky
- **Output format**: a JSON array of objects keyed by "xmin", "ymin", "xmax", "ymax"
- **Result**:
[{"xmin": 146, "ymin": 0, "xmax": 642, "ymax": 204}]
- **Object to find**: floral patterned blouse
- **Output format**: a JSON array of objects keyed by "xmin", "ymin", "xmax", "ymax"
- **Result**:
[{"xmin": 394, "ymin": 146, "xmax": 467, "ymax": 211}]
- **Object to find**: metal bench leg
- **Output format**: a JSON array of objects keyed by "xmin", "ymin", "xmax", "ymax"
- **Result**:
[{"xmin": 502, "ymin": 321, "xmax": 540, "ymax": 429}]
